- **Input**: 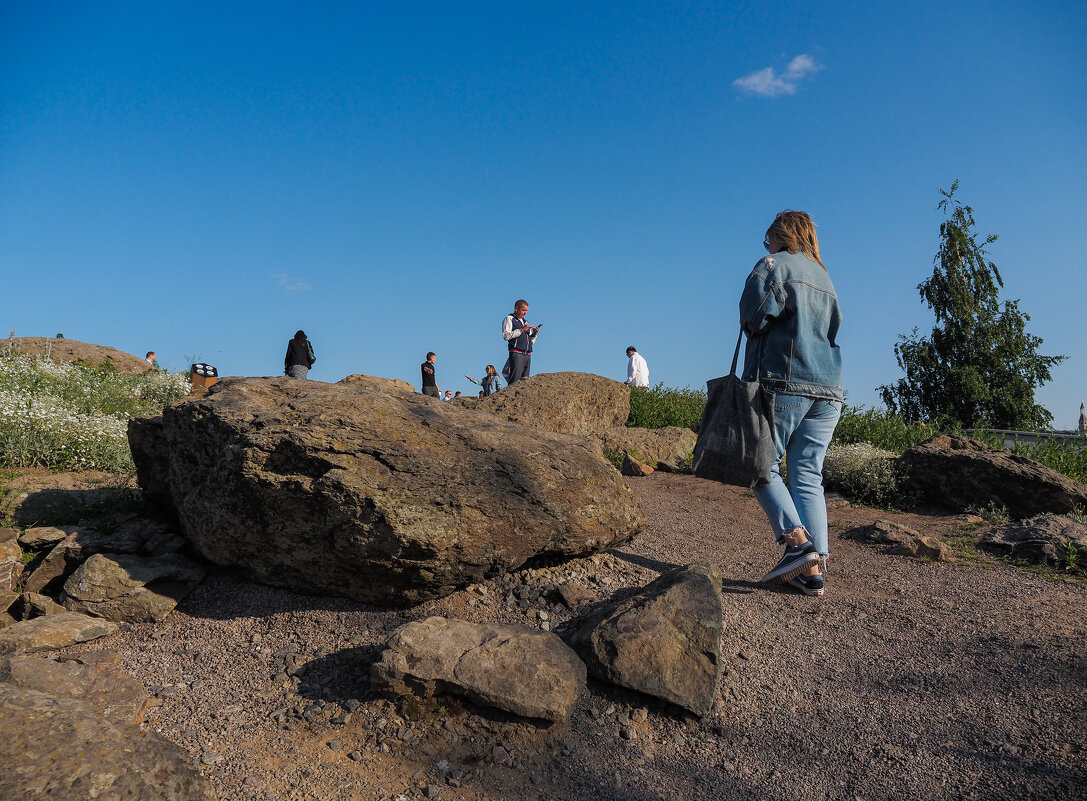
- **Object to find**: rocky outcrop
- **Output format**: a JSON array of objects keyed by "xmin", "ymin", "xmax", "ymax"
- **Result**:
[
  {"xmin": 979, "ymin": 515, "xmax": 1087, "ymax": 566},
  {"xmin": 563, "ymin": 563, "xmax": 723, "ymax": 716},
  {"xmin": 63, "ymin": 553, "xmax": 206, "ymax": 623},
  {"xmin": 372, "ymin": 616, "xmax": 586, "ymax": 722},
  {"xmin": 337, "ymin": 374, "xmax": 415, "ymax": 394},
  {"xmin": 842, "ymin": 520, "xmax": 953, "ymax": 561},
  {"xmin": 0, "ymin": 684, "xmax": 214, "ymax": 801},
  {"xmin": 0, "ymin": 612, "xmax": 116, "ymax": 656},
  {"xmin": 5, "ymin": 337, "xmax": 152, "ymax": 374},
  {"xmin": 129, "ymin": 377, "xmax": 644, "ymax": 606},
  {"xmin": 898, "ymin": 435, "xmax": 1087, "ymax": 518},
  {"xmin": 478, "ymin": 372, "xmax": 631, "ymax": 435},
  {"xmin": 2, "ymin": 651, "xmax": 151, "ymax": 724}
]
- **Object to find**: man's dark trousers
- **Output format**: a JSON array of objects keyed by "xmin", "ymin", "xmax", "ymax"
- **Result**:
[{"xmin": 508, "ymin": 352, "xmax": 531, "ymax": 383}]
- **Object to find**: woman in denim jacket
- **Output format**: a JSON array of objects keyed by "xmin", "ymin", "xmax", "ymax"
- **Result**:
[{"xmin": 739, "ymin": 211, "xmax": 843, "ymax": 596}]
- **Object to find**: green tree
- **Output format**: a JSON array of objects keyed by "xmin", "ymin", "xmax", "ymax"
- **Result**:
[{"xmin": 879, "ymin": 181, "xmax": 1064, "ymax": 430}]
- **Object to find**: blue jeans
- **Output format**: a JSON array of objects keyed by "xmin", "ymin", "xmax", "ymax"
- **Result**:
[{"xmin": 754, "ymin": 394, "xmax": 841, "ymax": 556}]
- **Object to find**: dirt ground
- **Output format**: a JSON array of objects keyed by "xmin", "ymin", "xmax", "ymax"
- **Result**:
[{"xmin": 11, "ymin": 467, "xmax": 1086, "ymax": 801}]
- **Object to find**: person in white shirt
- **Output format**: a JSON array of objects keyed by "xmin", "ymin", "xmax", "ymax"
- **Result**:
[
  {"xmin": 625, "ymin": 346, "xmax": 650, "ymax": 388},
  {"xmin": 501, "ymin": 299, "xmax": 541, "ymax": 383}
]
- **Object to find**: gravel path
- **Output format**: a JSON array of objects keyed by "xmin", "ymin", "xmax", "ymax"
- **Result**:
[{"xmin": 64, "ymin": 472, "xmax": 1087, "ymax": 801}]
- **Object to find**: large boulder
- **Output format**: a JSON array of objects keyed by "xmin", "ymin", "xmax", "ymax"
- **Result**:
[
  {"xmin": 898, "ymin": 435, "xmax": 1087, "ymax": 518},
  {"xmin": 563, "ymin": 563, "xmax": 724, "ymax": 716},
  {"xmin": 371, "ymin": 616, "xmax": 586, "ymax": 722},
  {"xmin": 63, "ymin": 553, "xmax": 206, "ymax": 623},
  {"xmin": 979, "ymin": 514, "xmax": 1087, "ymax": 566},
  {"xmin": 5, "ymin": 337, "xmax": 152, "ymax": 374},
  {"xmin": 478, "ymin": 372, "xmax": 631, "ymax": 435},
  {"xmin": 0, "ymin": 684, "xmax": 214, "ymax": 801},
  {"xmin": 129, "ymin": 377, "xmax": 644, "ymax": 606}
]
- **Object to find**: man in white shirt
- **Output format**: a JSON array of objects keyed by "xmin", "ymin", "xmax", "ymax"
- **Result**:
[
  {"xmin": 501, "ymin": 299, "xmax": 541, "ymax": 383},
  {"xmin": 625, "ymin": 346, "xmax": 649, "ymax": 388}
]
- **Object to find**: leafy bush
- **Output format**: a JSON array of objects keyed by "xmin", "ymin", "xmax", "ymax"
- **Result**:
[
  {"xmin": 0, "ymin": 353, "xmax": 191, "ymax": 472},
  {"xmin": 970, "ymin": 430, "xmax": 1087, "ymax": 485},
  {"xmin": 822, "ymin": 442, "xmax": 910, "ymax": 509},
  {"xmin": 832, "ymin": 406, "xmax": 938, "ymax": 454},
  {"xmin": 627, "ymin": 383, "xmax": 706, "ymax": 431}
]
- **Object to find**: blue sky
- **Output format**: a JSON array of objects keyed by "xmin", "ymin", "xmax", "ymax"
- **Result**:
[{"xmin": 3, "ymin": 1, "xmax": 1085, "ymax": 426}]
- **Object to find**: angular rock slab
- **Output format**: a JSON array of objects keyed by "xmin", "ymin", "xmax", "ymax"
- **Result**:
[
  {"xmin": 63, "ymin": 553, "xmax": 206, "ymax": 623},
  {"xmin": 18, "ymin": 525, "xmax": 75, "ymax": 550},
  {"xmin": 596, "ymin": 425, "xmax": 698, "ymax": 469},
  {"xmin": 3, "ymin": 651, "xmax": 151, "ymax": 724},
  {"xmin": 129, "ymin": 377, "xmax": 644, "ymax": 606},
  {"xmin": 372, "ymin": 616, "xmax": 586, "ymax": 722},
  {"xmin": 478, "ymin": 371, "xmax": 631, "ymax": 435},
  {"xmin": 980, "ymin": 514, "xmax": 1087, "ymax": 565},
  {"xmin": 842, "ymin": 519, "xmax": 954, "ymax": 561},
  {"xmin": 898, "ymin": 434, "xmax": 1087, "ymax": 518},
  {"xmin": 0, "ymin": 684, "xmax": 214, "ymax": 801},
  {"xmin": 0, "ymin": 612, "xmax": 117, "ymax": 656},
  {"xmin": 564, "ymin": 563, "xmax": 724, "ymax": 716}
]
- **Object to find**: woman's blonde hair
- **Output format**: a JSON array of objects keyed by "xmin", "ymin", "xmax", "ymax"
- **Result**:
[
  {"xmin": 766, "ymin": 210, "xmax": 825, "ymax": 270},
  {"xmin": 485, "ymin": 364, "xmax": 497, "ymax": 377}
]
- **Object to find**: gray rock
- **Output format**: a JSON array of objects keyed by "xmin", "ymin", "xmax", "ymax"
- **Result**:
[
  {"xmin": 0, "ymin": 612, "xmax": 117, "ymax": 656},
  {"xmin": 842, "ymin": 519, "xmax": 954, "ymax": 561},
  {"xmin": 3, "ymin": 651, "xmax": 151, "ymax": 724},
  {"xmin": 898, "ymin": 434, "xmax": 1087, "ymax": 518},
  {"xmin": 62, "ymin": 553, "xmax": 206, "ymax": 623},
  {"xmin": 477, "ymin": 371, "xmax": 631, "ymax": 435},
  {"xmin": 563, "ymin": 563, "xmax": 724, "ymax": 717},
  {"xmin": 17, "ymin": 525, "xmax": 74, "ymax": 550},
  {"xmin": 979, "ymin": 514, "xmax": 1087, "ymax": 565},
  {"xmin": 129, "ymin": 377, "xmax": 643, "ymax": 606},
  {"xmin": 371, "ymin": 616, "xmax": 586, "ymax": 722}
]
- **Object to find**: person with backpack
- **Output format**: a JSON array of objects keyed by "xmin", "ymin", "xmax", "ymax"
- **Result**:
[{"xmin": 284, "ymin": 330, "xmax": 316, "ymax": 379}]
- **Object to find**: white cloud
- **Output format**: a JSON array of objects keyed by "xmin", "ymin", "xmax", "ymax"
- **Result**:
[
  {"xmin": 733, "ymin": 54, "xmax": 822, "ymax": 97},
  {"xmin": 272, "ymin": 272, "xmax": 312, "ymax": 292}
]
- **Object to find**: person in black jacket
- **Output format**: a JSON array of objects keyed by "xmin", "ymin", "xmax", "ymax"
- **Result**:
[{"xmin": 285, "ymin": 330, "xmax": 315, "ymax": 379}]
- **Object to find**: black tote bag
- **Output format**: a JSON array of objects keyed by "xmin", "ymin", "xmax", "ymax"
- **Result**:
[{"xmin": 691, "ymin": 330, "xmax": 776, "ymax": 488}]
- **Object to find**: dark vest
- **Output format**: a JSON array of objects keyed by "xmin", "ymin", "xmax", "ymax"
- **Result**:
[{"xmin": 507, "ymin": 316, "xmax": 533, "ymax": 353}]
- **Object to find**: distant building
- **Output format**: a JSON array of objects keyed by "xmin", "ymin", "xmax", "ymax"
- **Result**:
[{"xmin": 1079, "ymin": 402, "xmax": 1086, "ymax": 435}]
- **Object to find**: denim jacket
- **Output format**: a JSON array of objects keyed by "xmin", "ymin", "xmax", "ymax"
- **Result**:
[{"xmin": 739, "ymin": 250, "xmax": 844, "ymax": 401}]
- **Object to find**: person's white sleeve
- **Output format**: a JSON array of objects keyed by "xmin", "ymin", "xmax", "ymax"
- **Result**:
[
  {"xmin": 626, "ymin": 356, "xmax": 635, "ymax": 383},
  {"xmin": 502, "ymin": 315, "xmax": 520, "ymax": 342}
]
